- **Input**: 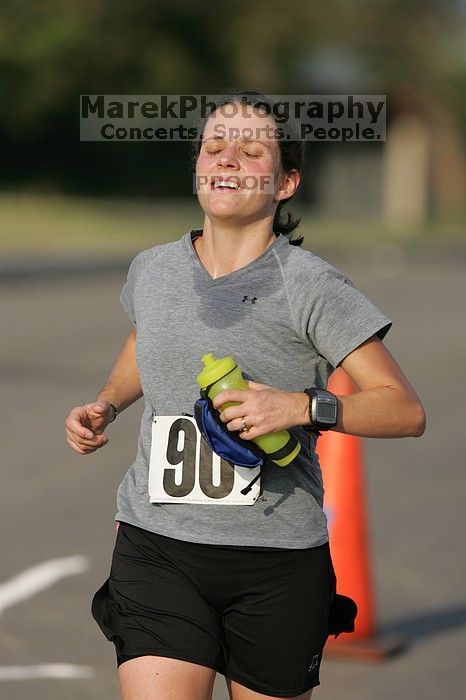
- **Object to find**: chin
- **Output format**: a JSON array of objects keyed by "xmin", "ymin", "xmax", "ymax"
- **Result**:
[
  {"xmin": 202, "ymin": 201, "xmax": 244, "ymax": 219},
  {"xmin": 206, "ymin": 212, "xmax": 243, "ymax": 226}
]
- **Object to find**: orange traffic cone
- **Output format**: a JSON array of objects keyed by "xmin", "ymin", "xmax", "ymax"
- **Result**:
[{"xmin": 318, "ymin": 368, "xmax": 405, "ymax": 661}]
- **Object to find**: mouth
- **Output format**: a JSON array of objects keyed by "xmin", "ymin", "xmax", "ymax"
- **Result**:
[{"xmin": 210, "ymin": 176, "xmax": 241, "ymax": 192}]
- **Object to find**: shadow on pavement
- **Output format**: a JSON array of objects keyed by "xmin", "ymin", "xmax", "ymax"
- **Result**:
[{"xmin": 381, "ymin": 604, "xmax": 466, "ymax": 644}]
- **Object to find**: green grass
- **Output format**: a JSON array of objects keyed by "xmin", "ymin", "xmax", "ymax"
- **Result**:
[
  {"xmin": 0, "ymin": 193, "xmax": 202, "ymax": 258},
  {"xmin": 0, "ymin": 192, "xmax": 464, "ymax": 260}
]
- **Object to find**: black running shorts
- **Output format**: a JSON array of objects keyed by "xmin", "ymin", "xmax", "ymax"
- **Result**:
[{"xmin": 92, "ymin": 521, "xmax": 336, "ymax": 698}]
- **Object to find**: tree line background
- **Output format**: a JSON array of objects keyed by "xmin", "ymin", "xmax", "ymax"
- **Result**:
[{"xmin": 0, "ymin": 0, "xmax": 464, "ymax": 206}]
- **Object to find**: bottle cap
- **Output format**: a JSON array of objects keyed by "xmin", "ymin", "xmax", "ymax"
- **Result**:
[{"xmin": 196, "ymin": 353, "xmax": 237, "ymax": 389}]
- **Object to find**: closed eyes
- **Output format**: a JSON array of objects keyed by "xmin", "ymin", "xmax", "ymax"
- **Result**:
[{"xmin": 204, "ymin": 147, "xmax": 262, "ymax": 158}]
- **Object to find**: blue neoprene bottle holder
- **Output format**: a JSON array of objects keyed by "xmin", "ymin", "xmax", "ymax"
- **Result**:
[{"xmin": 194, "ymin": 397, "xmax": 265, "ymax": 469}]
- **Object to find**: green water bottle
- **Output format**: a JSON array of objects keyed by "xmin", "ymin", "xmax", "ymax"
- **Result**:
[{"xmin": 196, "ymin": 353, "xmax": 301, "ymax": 467}]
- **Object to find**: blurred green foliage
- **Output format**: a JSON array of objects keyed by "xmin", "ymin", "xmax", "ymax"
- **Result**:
[{"xmin": 0, "ymin": 0, "xmax": 464, "ymax": 196}]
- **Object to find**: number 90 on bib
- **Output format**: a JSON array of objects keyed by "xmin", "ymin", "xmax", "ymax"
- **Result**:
[{"xmin": 148, "ymin": 416, "xmax": 261, "ymax": 505}]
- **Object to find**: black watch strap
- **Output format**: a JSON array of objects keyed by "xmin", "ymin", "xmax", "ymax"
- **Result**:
[{"xmin": 304, "ymin": 388, "xmax": 338, "ymax": 431}]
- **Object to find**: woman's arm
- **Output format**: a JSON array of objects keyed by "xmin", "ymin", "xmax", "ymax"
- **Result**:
[
  {"xmin": 65, "ymin": 327, "xmax": 143, "ymax": 455},
  {"xmin": 95, "ymin": 327, "xmax": 143, "ymax": 413},
  {"xmin": 317, "ymin": 335, "xmax": 426, "ymax": 438},
  {"xmin": 214, "ymin": 335, "xmax": 426, "ymax": 440}
]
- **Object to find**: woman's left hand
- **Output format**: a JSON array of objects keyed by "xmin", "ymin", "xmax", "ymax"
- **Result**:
[{"xmin": 212, "ymin": 381, "xmax": 309, "ymax": 440}]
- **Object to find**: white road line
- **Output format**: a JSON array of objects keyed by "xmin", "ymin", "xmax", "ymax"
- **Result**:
[
  {"xmin": 0, "ymin": 664, "xmax": 94, "ymax": 681},
  {"xmin": 0, "ymin": 556, "xmax": 90, "ymax": 615}
]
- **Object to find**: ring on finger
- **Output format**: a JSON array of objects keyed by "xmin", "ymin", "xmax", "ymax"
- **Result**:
[{"xmin": 241, "ymin": 418, "xmax": 248, "ymax": 433}]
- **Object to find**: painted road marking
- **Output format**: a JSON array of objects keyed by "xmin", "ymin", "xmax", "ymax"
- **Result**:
[
  {"xmin": 0, "ymin": 664, "xmax": 94, "ymax": 680},
  {"xmin": 0, "ymin": 556, "xmax": 93, "ymax": 682},
  {"xmin": 0, "ymin": 556, "xmax": 89, "ymax": 615}
]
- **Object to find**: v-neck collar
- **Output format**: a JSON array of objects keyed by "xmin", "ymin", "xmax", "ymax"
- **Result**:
[{"xmin": 183, "ymin": 229, "xmax": 285, "ymax": 285}]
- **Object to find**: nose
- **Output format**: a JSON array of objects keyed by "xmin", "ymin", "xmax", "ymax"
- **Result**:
[{"xmin": 217, "ymin": 143, "xmax": 240, "ymax": 169}]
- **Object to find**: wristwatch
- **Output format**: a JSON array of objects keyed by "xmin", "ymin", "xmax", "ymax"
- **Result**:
[{"xmin": 303, "ymin": 388, "xmax": 338, "ymax": 430}]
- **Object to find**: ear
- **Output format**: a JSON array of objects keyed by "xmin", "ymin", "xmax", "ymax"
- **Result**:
[{"xmin": 274, "ymin": 169, "xmax": 300, "ymax": 202}]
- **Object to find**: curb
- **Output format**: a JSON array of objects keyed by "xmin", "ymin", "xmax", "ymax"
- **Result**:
[
  {"xmin": 0, "ymin": 242, "xmax": 464, "ymax": 281},
  {"xmin": 0, "ymin": 258, "xmax": 129, "ymax": 281}
]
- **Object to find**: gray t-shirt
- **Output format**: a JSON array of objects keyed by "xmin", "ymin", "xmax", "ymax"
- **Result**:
[{"xmin": 115, "ymin": 230, "xmax": 391, "ymax": 548}]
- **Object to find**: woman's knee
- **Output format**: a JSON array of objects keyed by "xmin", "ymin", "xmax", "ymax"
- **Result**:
[{"xmin": 118, "ymin": 655, "xmax": 217, "ymax": 700}]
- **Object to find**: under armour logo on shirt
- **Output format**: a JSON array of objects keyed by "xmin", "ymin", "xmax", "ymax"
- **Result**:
[{"xmin": 241, "ymin": 295, "xmax": 257, "ymax": 304}]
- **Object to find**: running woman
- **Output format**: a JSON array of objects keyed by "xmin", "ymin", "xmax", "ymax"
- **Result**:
[{"xmin": 65, "ymin": 91, "xmax": 426, "ymax": 700}]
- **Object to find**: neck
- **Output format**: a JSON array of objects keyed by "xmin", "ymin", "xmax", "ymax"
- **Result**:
[{"xmin": 195, "ymin": 217, "xmax": 277, "ymax": 279}]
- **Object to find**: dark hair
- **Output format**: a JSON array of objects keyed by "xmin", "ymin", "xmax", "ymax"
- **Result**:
[{"xmin": 192, "ymin": 90, "xmax": 305, "ymax": 246}]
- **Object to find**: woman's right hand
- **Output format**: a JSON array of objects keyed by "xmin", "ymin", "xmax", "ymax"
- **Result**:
[{"xmin": 65, "ymin": 400, "xmax": 114, "ymax": 455}]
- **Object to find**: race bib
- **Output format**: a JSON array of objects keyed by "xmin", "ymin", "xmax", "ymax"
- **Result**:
[{"xmin": 148, "ymin": 415, "xmax": 261, "ymax": 505}]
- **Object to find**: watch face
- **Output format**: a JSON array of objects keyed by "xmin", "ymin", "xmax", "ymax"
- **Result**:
[{"xmin": 317, "ymin": 401, "xmax": 337, "ymax": 422}]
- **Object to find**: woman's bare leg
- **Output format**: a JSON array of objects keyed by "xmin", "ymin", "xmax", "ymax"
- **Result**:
[
  {"xmin": 118, "ymin": 655, "xmax": 217, "ymax": 700},
  {"xmin": 226, "ymin": 677, "xmax": 313, "ymax": 700}
]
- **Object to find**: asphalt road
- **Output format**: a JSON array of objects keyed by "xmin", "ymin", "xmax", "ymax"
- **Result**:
[{"xmin": 0, "ymin": 248, "xmax": 464, "ymax": 700}]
